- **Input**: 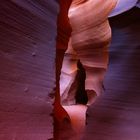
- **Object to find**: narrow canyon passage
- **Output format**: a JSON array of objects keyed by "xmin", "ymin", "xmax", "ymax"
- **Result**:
[{"xmin": 0, "ymin": 1, "xmax": 140, "ymax": 140}]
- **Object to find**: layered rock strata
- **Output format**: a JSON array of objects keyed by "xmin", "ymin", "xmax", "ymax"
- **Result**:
[
  {"xmin": 60, "ymin": 0, "xmax": 117, "ymax": 106},
  {"xmin": 0, "ymin": 1, "xmax": 58, "ymax": 139}
]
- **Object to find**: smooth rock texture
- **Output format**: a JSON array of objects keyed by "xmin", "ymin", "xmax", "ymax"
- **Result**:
[
  {"xmin": 59, "ymin": 1, "xmax": 140, "ymax": 140},
  {"xmin": 83, "ymin": 7, "xmax": 140, "ymax": 140},
  {"xmin": 0, "ymin": 1, "xmax": 140, "ymax": 140},
  {"xmin": 0, "ymin": 1, "xmax": 59, "ymax": 139},
  {"xmin": 60, "ymin": 0, "xmax": 140, "ymax": 106},
  {"xmin": 60, "ymin": 0, "xmax": 118, "ymax": 105}
]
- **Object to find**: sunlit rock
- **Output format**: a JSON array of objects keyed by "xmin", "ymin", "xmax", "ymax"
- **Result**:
[{"xmin": 60, "ymin": 0, "xmax": 117, "ymax": 106}]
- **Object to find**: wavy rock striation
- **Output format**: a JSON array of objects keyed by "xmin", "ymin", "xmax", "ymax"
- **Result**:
[
  {"xmin": 0, "ymin": 1, "xmax": 59, "ymax": 139},
  {"xmin": 60, "ymin": 0, "xmax": 117, "ymax": 106}
]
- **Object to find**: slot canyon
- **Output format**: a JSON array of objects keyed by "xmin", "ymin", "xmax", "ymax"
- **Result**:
[{"xmin": 0, "ymin": 0, "xmax": 140, "ymax": 140}]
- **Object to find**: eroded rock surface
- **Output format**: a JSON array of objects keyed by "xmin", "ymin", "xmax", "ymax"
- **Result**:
[
  {"xmin": 60, "ymin": 0, "xmax": 117, "ymax": 106},
  {"xmin": 0, "ymin": 1, "xmax": 58, "ymax": 139}
]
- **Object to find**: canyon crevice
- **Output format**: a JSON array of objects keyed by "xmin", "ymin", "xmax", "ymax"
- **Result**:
[{"xmin": 0, "ymin": 0, "xmax": 140, "ymax": 140}]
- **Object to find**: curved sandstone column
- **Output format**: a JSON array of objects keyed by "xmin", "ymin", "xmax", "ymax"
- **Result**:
[
  {"xmin": 60, "ymin": 0, "xmax": 117, "ymax": 106},
  {"xmin": 59, "ymin": 1, "xmax": 117, "ymax": 139}
]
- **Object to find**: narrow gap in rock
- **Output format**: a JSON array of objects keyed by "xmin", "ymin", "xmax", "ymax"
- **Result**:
[
  {"xmin": 75, "ymin": 60, "xmax": 88, "ymax": 105},
  {"xmin": 53, "ymin": 0, "xmax": 74, "ymax": 139}
]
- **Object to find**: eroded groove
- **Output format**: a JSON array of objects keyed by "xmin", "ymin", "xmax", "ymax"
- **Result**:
[
  {"xmin": 75, "ymin": 60, "xmax": 88, "ymax": 105},
  {"xmin": 54, "ymin": 0, "xmax": 73, "ymax": 139}
]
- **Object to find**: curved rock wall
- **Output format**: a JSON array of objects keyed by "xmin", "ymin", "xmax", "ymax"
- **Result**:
[
  {"xmin": 0, "ymin": 0, "xmax": 139, "ymax": 140},
  {"xmin": 59, "ymin": 1, "xmax": 140, "ymax": 139},
  {"xmin": 60, "ymin": 0, "xmax": 140, "ymax": 106},
  {"xmin": 60, "ymin": 0, "xmax": 117, "ymax": 105},
  {"xmin": 0, "ymin": 1, "xmax": 58, "ymax": 139}
]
